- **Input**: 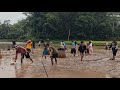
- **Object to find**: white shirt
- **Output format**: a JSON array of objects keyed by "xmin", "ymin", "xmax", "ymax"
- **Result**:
[{"xmin": 89, "ymin": 43, "xmax": 92, "ymax": 47}]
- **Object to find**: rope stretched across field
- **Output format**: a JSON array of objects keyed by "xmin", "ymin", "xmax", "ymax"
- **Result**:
[
  {"xmin": 38, "ymin": 47, "xmax": 48, "ymax": 78},
  {"xmin": 40, "ymin": 58, "xmax": 48, "ymax": 78}
]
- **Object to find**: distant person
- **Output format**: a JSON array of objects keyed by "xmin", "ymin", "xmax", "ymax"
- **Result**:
[
  {"xmin": 31, "ymin": 41, "xmax": 35, "ymax": 54},
  {"xmin": 71, "ymin": 41, "xmax": 76, "ymax": 57},
  {"xmin": 88, "ymin": 40, "xmax": 93, "ymax": 55},
  {"xmin": 105, "ymin": 42, "xmax": 109, "ymax": 50},
  {"xmin": 61, "ymin": 41, "xmax": 66, "ymax": 50},
  {"xmin": 86, "ymin": 43, "xmax": 89, "ymax": 54},
  {"xmin": 60, "ymin": 41, "xmax": 64, "ymax": 49},
  {"xmin": 26, "ymin": 40, "xmax": 32, "ymax": 53},
  {"xmin": 42, "ymin": 46, "xmax": 49, "ymax": 59},
  {"xmin": 75, "ymin": 40, "xmax": 79, "ymax": 55},
  {"xmin": 84, "ymin": 42, "xmax": 88, "ymax": 54},
  {"xmin": 109, "ymin": 41, "xmax": 119, "ymax": 60},
  {"xmin": 49, "ymin": 46, "xmax": 59, "ymax": 65},
  {"xmin": 78, "ymin": 41, "xmax": 87, "ymax": 61},
  {"xmin": 12, "ymin": 41, "xmax": 16, "ymax": 48},
  {"xmin": 14, "ymin": 45, "xmax": 33, "ymax": 64},
  {"xmin": 38, "ymin": 41, "xmax": 41, "ymax": 47},
  {"xmin": 63, "ymin": 41, "xmax": 66, "ymax": 50},
  {"xmin": 32, "ymin": 41, "xmax": 35, "ymax": 49},
  {"xmin": 75, "ymin": 40, "xmax": 77, "ymax": 46},
  {"xmin": 43, "ymin": 42, "xmax": 47, "ymax": 47}
]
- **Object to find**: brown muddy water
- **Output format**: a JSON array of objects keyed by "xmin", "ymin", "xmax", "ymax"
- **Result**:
[{"xmin": 0, "ymin": 42, "xmax": 119, "ymax": 78}]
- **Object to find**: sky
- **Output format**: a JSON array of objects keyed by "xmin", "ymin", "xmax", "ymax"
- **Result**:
[{"xmin": 0, "ymin": 12, "xmax": 27, "ymax": 24}]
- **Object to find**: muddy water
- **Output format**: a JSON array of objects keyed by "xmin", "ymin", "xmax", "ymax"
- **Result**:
[{"xmin": 0, "ymin": 43, "xmax": 120, "ymax": 78}]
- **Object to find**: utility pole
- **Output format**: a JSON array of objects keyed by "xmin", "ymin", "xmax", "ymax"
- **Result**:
[{"xmin": 68, "ymin": 29, "xmax": 70, "ymax": 41}]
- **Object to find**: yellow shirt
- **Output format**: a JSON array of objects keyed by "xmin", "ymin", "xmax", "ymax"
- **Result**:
[{"xmin": 26, "ymin": 43, "xmax": 32, "ymax": 49}]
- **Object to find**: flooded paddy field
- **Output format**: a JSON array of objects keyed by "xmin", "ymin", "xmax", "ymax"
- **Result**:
[{"xmin": 0, "ymin": 42, "xmax": 120, "ymax": 78}]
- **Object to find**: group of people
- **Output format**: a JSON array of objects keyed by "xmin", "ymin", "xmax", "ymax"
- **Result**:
[
  {"xmin": 71, "ymin": 40, "xmax": 93, "ymax": 56},
  {"xmin": 12, "ymin": 39, "xmax": 119, "ymax": 66},
  {"xmin": 13, "ymin": 40, "xmax": 59, "ymax": 65},
  {"xmin": 70, "ymin": 40, "xmax": 93, "ymax": 60},
  {"xmin": 13, "ymin": 40, "xmax": 34, "ymax": 64},
  {"xmin": 42, "ymin": 42, "xmax": 59, "ymax": 65}
]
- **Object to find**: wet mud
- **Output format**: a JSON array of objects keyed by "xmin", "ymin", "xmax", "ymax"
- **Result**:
[{"xmin": 0, "ymin": 46, "xmax": 120, "ymax": 78}]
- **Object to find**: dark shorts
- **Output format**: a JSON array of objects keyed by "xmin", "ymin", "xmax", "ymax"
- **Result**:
[
  {"xmin": 112, "ymin": 49, "xmax": 118, "ymax": 56},
  {"xmin": 71, "ymin": 48, "xmax": 76, "ymax": 54},
  {"xmin": 51, "ymin": 53, "xmax": 58, "ymax": 58},
  {"xmin": 27, "ymin": 49, "xmax": 31, "ymax": 53},
  {"xmin": 21, "ymin": 52, "xmax": 30, "ymax": 59},
  {"xmin": 80, "ymin": 50, "xmax": 85, "ymax": 54}
]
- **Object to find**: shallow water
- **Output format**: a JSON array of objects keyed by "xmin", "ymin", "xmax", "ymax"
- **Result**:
[{"xmin": 0, "ymin": 43, "xmax": 119, "ymax": 78}]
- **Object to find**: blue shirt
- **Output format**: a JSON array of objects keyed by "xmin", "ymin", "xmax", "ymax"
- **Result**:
[{"xmin": 72, "ymin": 42, "xmax": 75, "ymax": 46}]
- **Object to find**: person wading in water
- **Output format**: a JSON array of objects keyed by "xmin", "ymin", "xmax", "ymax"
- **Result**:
[
  {"xmin": 109, "ymin": 41, "xmax": 119, "ymax": 60},
  {"xmin": 78, "ymin": 41, "xmax": 87, "ymax": 61},
  {"xmin": 49, "ymin": 46, "xmax": 59, "ymax": 65},
  {"xmin": 26, "ymin": 40, "xmax": 32, "ymax": 53},
  {"xmin": 14, "ymin": 45, "xmax": 33, "ymax": 64},
  {"xmin": 71, "ymin": 40, "xmax": 76, "ymax": 57}
]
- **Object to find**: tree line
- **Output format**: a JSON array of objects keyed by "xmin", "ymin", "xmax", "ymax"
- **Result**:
[{"xmin": 0, "ymin": 12, "xmax": 120, "ymax": 41}]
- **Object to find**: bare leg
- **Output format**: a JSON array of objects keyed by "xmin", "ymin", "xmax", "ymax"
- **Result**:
[
  {"xmin": 51, "ymin": 58, "xmax": 54, "ymax": 65},
  {"xmin": 73, "ymin": 53, "xmax": 75, "ymax": 57},
  {"xmin": 112, "ymin": 55, "xmax": 115, "ymax": 60},
  {"xmin": 81, "ymin": 54, "xmax": 84, "ymax": 61},
  {"xmin": 21, "ymin": 58, "xmax": 23, "ymax": 64},
  {"xmin": 29, "ymin": 58, "xmax": 33, "ymax": 63},
  {"xmin": 55, "ymin": 58, "xmax": 57, "ymax": 64}
]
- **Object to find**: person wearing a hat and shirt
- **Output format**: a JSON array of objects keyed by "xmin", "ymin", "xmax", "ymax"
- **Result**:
[
  {"xmin": 26, "ymin": 40, "xmax": 33, "ymax": 53},
  {"xmin": 71, "ymin": 41, "xmax": 76, "ymax": 57},
  {"xmin": 14, "ymin": 45, "xmax": 33, "ymax": 64}
]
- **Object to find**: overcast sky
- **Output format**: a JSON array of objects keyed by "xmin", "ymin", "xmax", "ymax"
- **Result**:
[{"xmin": 0, "ymin": 12, "xmax": 27, "ymax": 24}]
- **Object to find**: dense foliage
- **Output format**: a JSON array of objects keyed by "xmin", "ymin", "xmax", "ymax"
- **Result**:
[{"xmin": 0, "ymin": 12, "xmax": 120, "ymax": 41}]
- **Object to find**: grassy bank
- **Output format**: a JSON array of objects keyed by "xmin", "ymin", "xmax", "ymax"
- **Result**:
[{"xmin": 1, "ymin": 40, "xmax": 120, "ymax": 46}]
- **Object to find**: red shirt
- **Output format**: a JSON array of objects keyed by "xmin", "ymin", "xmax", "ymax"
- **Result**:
[
  {"xmin": 16, "ymin": 47, "xmax": 27, "ymax": 55},
  {"xmin": 15, "ymin": 47, "xmax": 27, "ymax": 60}
]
